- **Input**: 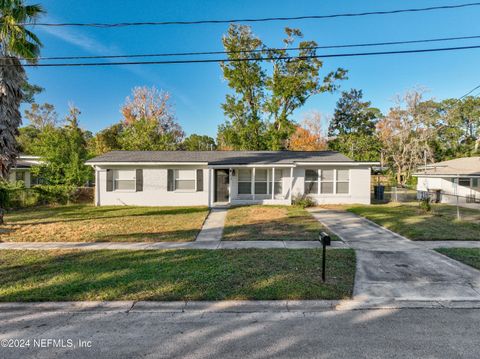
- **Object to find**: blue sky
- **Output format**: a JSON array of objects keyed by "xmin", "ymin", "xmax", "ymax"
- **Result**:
[{"xmin": 24, "ymin": 0, "xmax": 480, "ymax": 137}]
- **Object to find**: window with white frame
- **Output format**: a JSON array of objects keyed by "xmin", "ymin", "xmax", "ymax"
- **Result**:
[
  {"xmin": 304, "ymin": 168, "xmax": 349, "ymax": 195},
  {"xmin": 305, "ymin": 169, "xmax": 318, "ymax": 194},
  {"xmin": 175, "ymin": 169, "xmax": 196, "ymax": 191},
  {"xmin": 238, "ymin": 169, "xmax": 252, "ymax": 194},
  {"xmin": 459, "ymin": 177, "xmax": 472, "ymax": 187},
  {"xmin": 114, "ymin": 169, "xmax": 136, "ymax": 191},
  {"xmin": 336, "ymin": 169, "xmax": 350, "ymax": 194},
  {"xmin": 320, "ymin": 169, "xmax": 334, "ymax": 194},
  {"xmin": 255, "ymin": 169, "xmax": 268, "ymax": 194},
  {"xmin": 269, "ymin": 169, "xmax": 283, "ymax": 195}
]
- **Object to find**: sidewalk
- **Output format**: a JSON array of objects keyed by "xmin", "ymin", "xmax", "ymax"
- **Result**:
[{"xmin": 0, "ymin": 240, "xmax": 346, "ymax": 250}]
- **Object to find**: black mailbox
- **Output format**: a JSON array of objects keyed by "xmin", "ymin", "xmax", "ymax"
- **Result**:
[
  {"xmin": 319, "ymin": 232, "xmax": 331, "ymax": 246},
  {"xmin": 318, "ymin": 231, "xmax": 331, "ymax": 282}
]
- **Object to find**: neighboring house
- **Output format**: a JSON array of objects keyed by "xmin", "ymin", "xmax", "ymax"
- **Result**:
[
  {"xmin": 414, "ymin": 156, "xmax": 480, "ymax": 207},
  {"xmin": 8, "ymin": 155, "xmax": 42, "ymax": 188},
  {"xmin": 86, "ymin": 151, "xmax": 376, "ymax": 207}
]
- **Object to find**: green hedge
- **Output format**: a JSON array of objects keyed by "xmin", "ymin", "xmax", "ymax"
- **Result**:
[{"xmin": 0, "ymin": 183, "xmax": 93, "ymax": 209}]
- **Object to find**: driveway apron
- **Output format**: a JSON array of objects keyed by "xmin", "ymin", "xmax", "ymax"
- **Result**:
[{"xmin": 310, "ymin": 209, "xmax": 480, "ymax": 301}]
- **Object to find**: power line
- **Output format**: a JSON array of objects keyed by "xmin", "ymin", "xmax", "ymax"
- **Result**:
[
  {"xmin": 22, "ymin": 34, "xmax": 480, "ymax": 61},
  {"xmin": 459, "ymin": 84, "xmax": 480, "ymax": 99},
  {"xmin": 15, "ymin": 44, "xmax": 480, "ymax": 67},
  {"xmin": 24, "ymin": 2, "xmax": 480, "ymax": 28}
]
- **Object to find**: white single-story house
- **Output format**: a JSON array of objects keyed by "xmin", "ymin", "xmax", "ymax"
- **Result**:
[
  {"xmin": 8, "ymin": 155, "xmax": 42, "ymax": 188},
  {"xmin": 414, "ymin": 156, "xmax": 480, "ymax": 207},
  {"xmin": 86, "ymin": 151, "xmax": 377, "ymax": 207}
]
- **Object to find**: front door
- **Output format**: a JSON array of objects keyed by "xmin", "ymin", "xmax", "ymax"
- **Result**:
[{"xmin": 215, "ymin": 169, "xmax": 229, "ymax": 202}]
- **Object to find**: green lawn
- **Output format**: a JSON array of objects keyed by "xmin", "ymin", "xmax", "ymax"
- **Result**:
[
  {"xmin": 0, "ymin": 205, "xmax": 209, "ymax": 242},
  {"xmin": 347, "ymin": 202, "xmax": 480, "ymax": 241},
  {"xmin": 435, "ymin": 248, "xmax": 480, "ymax": 270},
  {"xmin": 0, "ymin": 249, "xmax": 355, "ymax": 301},
  {"xmin": 223, "ymin": 205, "xmax": 335, "ymax": 241}
]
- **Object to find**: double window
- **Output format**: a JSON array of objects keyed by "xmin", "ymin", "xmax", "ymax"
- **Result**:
[
  {"xmin": 305, "ymin": 169, "xmax": 350, "ymax": 195},
  {"xmin": 113, "ymin": 169, "xmax": 136, "ymax": 191},
  {"xmin": 174, "ymin": 169, "xmax": 196, "ymax": 191}
]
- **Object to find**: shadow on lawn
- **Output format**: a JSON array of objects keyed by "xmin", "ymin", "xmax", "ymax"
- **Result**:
[{"xmin": 0, "ymin": 249, "xmax": 355, "ymax": 302}]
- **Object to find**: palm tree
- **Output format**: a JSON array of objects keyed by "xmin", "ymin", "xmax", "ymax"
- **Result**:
[{"xmin": 0, "ymin": 0, "xmax": 43, "ymax": 223}]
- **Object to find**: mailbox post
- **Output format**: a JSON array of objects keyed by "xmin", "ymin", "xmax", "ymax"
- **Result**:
[{"xmin": 319, "ymin": 231, "xmax": 331, "ymax": 282}]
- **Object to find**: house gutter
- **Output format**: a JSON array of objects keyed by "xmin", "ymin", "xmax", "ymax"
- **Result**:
[
  {"xmin": 86, "ymin": 162, "xmax": 209, "ymax": 166},
  {"xmin": 295, "ymin": 161, "xmax": 380, "ymax": 166}
]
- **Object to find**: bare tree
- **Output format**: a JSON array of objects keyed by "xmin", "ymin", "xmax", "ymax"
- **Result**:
[
  {"xmin": 377, "ymin": 89, "xmax": 436, "ymax": 186},
  {"xmin": 119, "ymin": 86, "xmax": 184, "ymax": 150},
  {"xmin": 24, "ymin": 102, "xmax": 59, "ymax": 129},
  {"xmin": 122, "ymin": 86, "xmax": 176, "ymax": 128}
]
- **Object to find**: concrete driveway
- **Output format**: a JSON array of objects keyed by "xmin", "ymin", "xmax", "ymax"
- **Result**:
[{"xmin": 310, "ymin": 209, "xmax": 480, "ymax": 301}]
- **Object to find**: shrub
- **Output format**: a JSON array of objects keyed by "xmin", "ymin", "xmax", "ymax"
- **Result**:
[
  {"xmin": 0, "ymin": 183, "xmax": 94, "ymax": 209},
  {"xmin": 33, "ymin": 185, "xmax": 78, "ymax": 205},
  {"xmin": 419, "ymin": 196, "xmax": 431, "ymax": 213},
  {"xmin": 292, "ymin": 194, "xmax": 316, "ymax": 208}
]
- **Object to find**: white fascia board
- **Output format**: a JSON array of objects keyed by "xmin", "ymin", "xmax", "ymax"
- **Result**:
[
  {"xmin": 295, "ymin": 161, "xmax": 379, "ymax": 166},
  {"xmin": 414, "ymin": 173, "xmax": 480, "ymax": 178},
  {"xmin": 86, "ymin": 162, "xmax": 209, "ymax": 166},
  {"xmin": 208, "ymin": 164, "xmax": 295, "ymax": 168}
]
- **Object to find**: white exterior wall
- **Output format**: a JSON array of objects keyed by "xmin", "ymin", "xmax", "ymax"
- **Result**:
[
  {"xmin": 292, "ymin": 166, "xmax": 371, "ymax": 205},
  {"xmin": 417, "ymin": 176, "xmax": 480, "ymax": 205},
  {"xmin": 93, "ymin": 164, "xmax": 372, "ymax": 207},
  {"xmin": 95, "ymin": 165, "xmax": 209, "ymax": 206}
]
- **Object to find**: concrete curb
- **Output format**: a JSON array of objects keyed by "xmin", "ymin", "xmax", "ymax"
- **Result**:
[{"xmin": 1, "ymin": 299, "xmax": 480, "ymax": 313}]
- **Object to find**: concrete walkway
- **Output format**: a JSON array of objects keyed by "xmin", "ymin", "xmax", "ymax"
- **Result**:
[
  {"xmin": 309, "ymin": 209, "xmax": 480, "ymax": 301},
  {"xmin": 195, "ymin": 208, "xmax": 227, "ymax": 242}
]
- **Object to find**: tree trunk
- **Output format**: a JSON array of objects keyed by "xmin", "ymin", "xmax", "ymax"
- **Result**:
[
  {"xmin": 396, "ymin": 166, "xmax": 402, "ymax": 187},
  {"xmin": 0, "ymin": 56, "xmax": 25, "ymax": 179}
]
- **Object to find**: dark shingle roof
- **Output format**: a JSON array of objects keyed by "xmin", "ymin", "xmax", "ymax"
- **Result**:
[{"xmin": 86, "ymin": 151, "xmax": 353, "ymax": 165}]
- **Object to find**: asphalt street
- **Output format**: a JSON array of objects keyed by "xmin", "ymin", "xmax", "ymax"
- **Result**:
[{"xmin": 1, "ymin": 303, "xmax": 479, "ymax": 359}]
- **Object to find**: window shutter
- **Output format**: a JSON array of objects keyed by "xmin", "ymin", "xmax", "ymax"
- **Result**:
[
  {"xmin": 167, "ymin": 169, "xmax": 174, "ymax": 191},
  {"xmin": 196, "ymin": 169, "xmax": 204, "ymax": 191},
  {"xmin": 136, "ymin": 169, "xmax": 143, "ymax": 192},
  {"xmin": 106, "ymin": 169, "xmax": 113, "ymax": 192}
]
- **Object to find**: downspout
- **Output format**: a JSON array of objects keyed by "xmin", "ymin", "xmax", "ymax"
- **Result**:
[{"xmin": 94, "ymin": 165, "xmax": 100, "ymax": 206}]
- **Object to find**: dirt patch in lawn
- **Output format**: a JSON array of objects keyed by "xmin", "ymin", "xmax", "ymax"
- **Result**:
[
  {"xmin": 223, "ymin": 205, "xmax": 333, "ymax": 241},
  {"xmin": 0, "ymin": 205, "xmax": 209, "ymax": 242}
]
